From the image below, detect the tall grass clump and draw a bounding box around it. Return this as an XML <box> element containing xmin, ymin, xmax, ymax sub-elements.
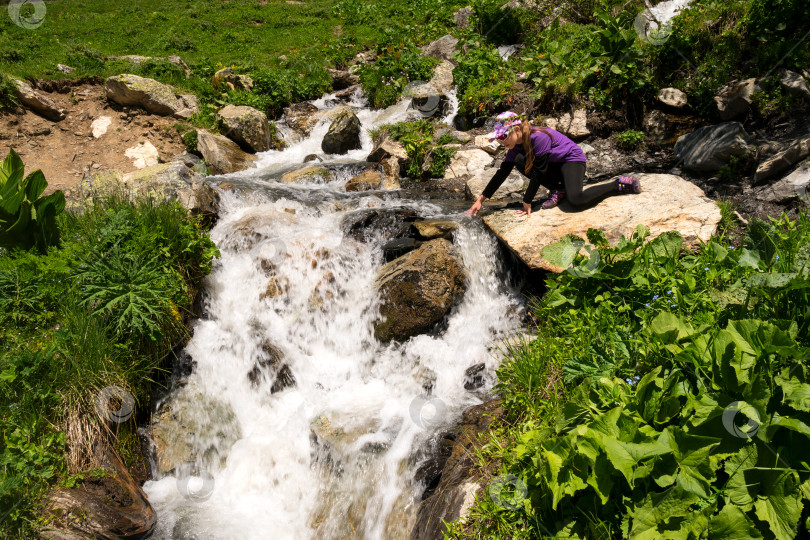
<box><xmin>1</xmin><ymin>191</ymin><xmax>218</xmax><ymax>537</ymax></box>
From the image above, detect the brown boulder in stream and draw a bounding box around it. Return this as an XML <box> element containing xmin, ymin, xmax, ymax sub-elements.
<box><xmin>374</xmin><ymin>239</ymin><xmax>466</xmax><ymax>342</ymax></box>
<box><xmin>40</xmin><ymin>443</ymin><xmax>156</xmax><ymax>539</ymax></box>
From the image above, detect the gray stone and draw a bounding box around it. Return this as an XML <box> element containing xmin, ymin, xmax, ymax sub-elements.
<box><xmin>644</xmin><ymin>110</ymin><xmax>678</xmax><ymax>145</ymax></box>
<box><xmin>454</xmin><ymin>6</ymin><xmax>474</xmax><ymax>29</ymax></box>
<box><xmin>429</xmin><ymin>60</ymin><xmax>455</xmax><ymax>93</ymax></box>
<box><xmin>217</xmin><ymin>104</ymin><xmax>273</xmax><ymax>153</ymax></box>
<box><xmin>541</xmin><ymin>109</ymin><xmax>591</xmax><ymax>139</ymax></box>
<box><xmin>104</xmin><ymin>74</ymin><xmax>197</xmax><ymax>118</ymax></box>
<box><xmin>321</xmin><ymin>106</ymin><xmax>362</xmax><ymax>154</ymax></box>
<box><xmin>482</xmin><ymin>174</ymin><xmax>721</xmax><ymax>272</ymax></box>
<box><xmin>196</xmin><ymin>129</ymin><xmax>258</xmax><ymax>175</ymax></box>
<box><xmin>374</xmin><ymin>239</ymin><xmax>467</xmax><ymax>342</ymax></box>
<box><xmin>283</xmin><ymin>102</ymin><xmax>324</xmax><ymax>136</ymax></box>
<box><xmin>13</xmin><ymin>78</ymin><xmax>66</xmax><ymax>121</ymax></box>
<box><xmin>57</xmin><ymin>64</ymin><xmax>74</xmax><ymax>74</ymax></box>
<box><xmin>753</xmin><ymin>136</ymin><xmax>810</xmax><ymax>184</ymax></box>
<box><xmin>421</xmin><ymin>35</ymin><xmax>459</xmax><ymax>62</ymax></box>
<box><xmin>327</xmin><ymin>68</ymin><xmax>360</xmax><ymax>90</ymax></box>
<box><xmin>674</xmin><ymin>122</ymin><xmax>751</xmax><ymax>172</ymax></box>
<box><xmin>779</xmin><ymin>69</ymin><xmax>810</xmax><ymax>101</ymax></box>
<box><xmin>444</xmin><ymin>149</ymin><xmax>495</xmax><ymax>179</ymax></box>
<box><xmin>657</xmin><ymin>87</ymin><xmax>688</xmax><ymax>109</ymax></box>
<box><xmin>475</xmin><ymin>134</ymin><xmax>500</xmax><ymax>155</ymax></box>
<box><xmin>714</xmin><ymin>78</ymin><xmax>760</xmax><ymax>120</ymax></box>
<box><xmin>367</xmin><ymin>133</ymin><xmax>408</xmax><ymax>164</ymax></box>
<box><xmin>755</xmin><ymin>161</ymin><xmax>810</xmax><ymax>204</ymax></box>
<box><xmin>452</xmin><ymin>131</ymin><xmax>472</xmax><ymax>143</ymax></box>
<box><xmin>466</xmin><ymin>166</ymin><xmax>526</xmax><ymax>200</ymax></box>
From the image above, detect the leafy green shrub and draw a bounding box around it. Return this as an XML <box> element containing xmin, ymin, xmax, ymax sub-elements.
<box><xmin>453</xmin><ymin>213</ymin><xmax>810</xmax><ymax>538</ymax></box>
<box><xmin>0</xmin><ymin>149</ymin><xmax>65</xmax><ymax>253</ymax></box>
<box><xmin>357</xmin><ymin>43</ymin><xmax>439</xmax><ymax>109</ymax></box>
<box><xmin>428</xmin><ymin>145</ymin><xmax>457</xmax><ymax>177</ymax></box>
<box><xmin>616</xmin><ymin>129</ymin><xmax>645</xmax><ymax>150</ymax></box>
<box><xmin>471</xmin><ymin>0</ymin><xmax>525</xmax><ymax>45</ymax></box>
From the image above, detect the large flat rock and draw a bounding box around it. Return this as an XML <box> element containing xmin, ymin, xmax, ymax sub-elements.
<box><xmin>482</xmin><ymin>174</ymin><xmax>721</xmax><ymax>272</ymax></box>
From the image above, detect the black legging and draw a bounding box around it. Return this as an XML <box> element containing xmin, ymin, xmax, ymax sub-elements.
<box><xmin>514</xmin><ymin>154</ymin><xmax>619</xmax><ymax>208</ymax></box>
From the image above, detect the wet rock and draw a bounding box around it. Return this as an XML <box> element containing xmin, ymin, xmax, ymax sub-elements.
<box><xmin>409</xmin><ymin>85</ymin><xmax>450</xmax><ymax>119</ymax></box>
<box><xmin>150</xmin><ymin>387</ymin><xmax>241</xmax><ymax>475</ymax></box>
<box><xmin>383</xmin><ymin>237</ymin><xmax>421</xmax><ymax>262</ymax></box>
<box><xmin>196</xmin><ymin>129</ymin><xmax>258</xmax><ymax>175</ymax></box>
<box><xmin>367</xmin><ymin>133</ymin><xmax>408</xmax><ymax>164</ymax></box>
<box><xmin>345</xmin><ymin>169</ymin><xmax>382</xmax><ymax>192</ymax></box>
<box><xmin>465</xmin><ymin>166</ymin><xmax>526</xmax><ymax>200</ymax></box>
<box><xmin>260</xmin><ymin>276</ymin><xmax>290</xmax><ymax>299</ymax></box>
<box><xmin>411</xmin><ymin>220</ymin><xmax>459</xmax><ymax>240</ymax></box>
<box><xmin>326</xmin><ymin>68</ymin><xmax>360</xmax><ymax>90</ymax></box>
<box><xmin>342</xmin><ymin>208</ymin><xmax>418</xmax><ymax>243</ymax></box>
<box><xmin>13</xmin><ymin>78</ymin><xmax>66</xmax><ymax>121</ymax></box>
<box><xmin>714</xmin><ymin>78</ymin><xmax>760</xmax><ymax>121</ymax></box>
<box><xmin>482</xmin><ymin>173</ymin><xmax>721</xmax><ymax>272</ymax></box>
<box><xmin>444</xmin><ymin>149</ymin><xmax>494</xmax><ymax>179</ymax></box>
<box><xmin>779</xmin><ymin>70</ymin><xmax>810</xmax><ymax>100</ymax></box>
<box><xmin>381</xmin><ymin>156</ymin><xmax>402</xmax><ymax>190</ymax></box>
<box><xmin>374</xmin><ymin>239</ymin><xmax>467</xmax><ymax>342</ymax></box>
<box><xmin>321</xmin><ymin>106</ymin><xmax>362</xmax><ymax>154</ymax></box>
<box><xmin>212</xmin><ymin>67</ymin><xmax>254</xmax><ymax>91</ymax></box>
<box><xmin>421</xmin><ymin>35</ymin><xmax>458</xmax><ymax>61</ymax></box>
<box><xmin>248</xmin><ymin>343</ymin><xmax>296</xmax><ymax>393</ymax></box>
<box><xmin>283</xmin><ymin>102</ymin><xmax>323</xmax><ymax>137</ymax></box>
<box><xmin>303</xmin><ymin>153</ymin><xmax>322</xmax><ymax>163</ymax></box>
<box><xmin>656</xmin><ymin>87</ymin><xmax>688</xmax><ymax>109</ymax></box>
<box><xmin>334</xmin><ymin>85</ymin><xmax>360</xmax><ymax>100</ymax></box>
<box><xmin>310</xmin><ymin>414</ymin><xmax>391</xmax><ymax>458</ymax></box>
<box><xmin>753</xmin><ymin>136</ymin><xmax>810</xmax><ymax>184</ymax></box>
<box><xmin>40</xmin><ymin>443</ymin><xmax>156</xmax><ymax>540</ymax></box>
<box><xmin>541</xmin><ymin>109</ymin><xmax>591</xmax><ymax>139</ymax></box>
<box><xmin>754</xmin><ymin>161</ymin><xmax>810</xmax><ymax>204</ymax></box>
<box><xmin>280</xmin><ymin>165</ymin><xmax>333</xmax><ymax>184</ymax></box>
<box><xmin>104</xmin><ymin>74</ymin><xmax>198</xmax><ymax>118</ymax></box>
<box><xmin>216</xmin><ymin>104</ymin><xmax>274</xmax><ymax>153</ymax></box>
<box><xmin>454</xmin><ymin>6</ymin><xmax>474</xmax><ymax>29</ymax></box>
<box><xmin>411</xmin><ymin>400</ymin><xmax>503</xmax><ymax>540</ymax></box>
<box><xmin>674</xmin><ymin>122</ymin><xmax>751</xmax><ymax>172</ymax></box>
<box><xmin>463</xmin><ymin>363</ymin><xmax>486</xmax><ymax>390</ymax></box>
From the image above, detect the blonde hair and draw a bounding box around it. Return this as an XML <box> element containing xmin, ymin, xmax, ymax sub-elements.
<box><xmin>519</xmin><ymin>119</ymin><xmax>554</xmax><ymax>174</ymax></box>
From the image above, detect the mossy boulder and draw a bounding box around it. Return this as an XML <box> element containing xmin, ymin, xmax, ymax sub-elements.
<box><xmin>217</xmin><ymin>104</ymin><xmax>274</xmax><ymax>153</ymax></box>
<box><xmin>321</xmin><ymin>105</ymin><xmax>362</xmax><ymax>155</ymax></box>
<box><xmin>104</xmin><ymin>74</ymin><xmax>198</xmax><ymax>118</ymax></box>
<box><xmin>374</xmin><ymin>238</ymin><xmax>467</xmax><ymax>342</ymax></box>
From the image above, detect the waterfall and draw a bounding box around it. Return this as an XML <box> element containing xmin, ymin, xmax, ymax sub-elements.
<box><xmin>143</xmin><ymin>90</ymin><xmax>523</xmax><ymax>539</ymax></box>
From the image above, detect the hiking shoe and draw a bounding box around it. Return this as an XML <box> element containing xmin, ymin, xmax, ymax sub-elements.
<box><xmin>617</xmin><ymin>176</ymin><xmax>641</xmax><ymax>194</ymax></box>
<box><xmin>541</xmin><ymin>190</ymin><xmax>565</xmax><ymax>209</ymax></box>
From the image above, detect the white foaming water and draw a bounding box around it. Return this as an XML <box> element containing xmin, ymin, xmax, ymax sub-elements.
<box><xmin>144</xmin><ymin>94</ymin><xmax>521</xmax><ymax>539</ymax></box>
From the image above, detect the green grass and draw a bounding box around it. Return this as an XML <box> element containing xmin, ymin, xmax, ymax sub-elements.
<box><xmin>0</xmin><ymin>191</ymin><xmax>218</xmax><ymax>537</ymax></box>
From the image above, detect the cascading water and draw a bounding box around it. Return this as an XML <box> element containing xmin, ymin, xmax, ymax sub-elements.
<box><xmin>143</xmin><ymin>90</ymin><xmax>525</xmax><ymax>539</ymax></box>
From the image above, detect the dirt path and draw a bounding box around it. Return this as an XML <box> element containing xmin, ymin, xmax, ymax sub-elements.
<box><xmin>0</xmin><ymin>82</ymin><xmax>187</xmax><ymax>194</ymax></box>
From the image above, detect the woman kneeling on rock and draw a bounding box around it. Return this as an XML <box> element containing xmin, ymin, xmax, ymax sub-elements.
<box><xmin>467</xmin><ymin>111</ymin><xmax>641</xmax><ymax>217</ymax></box>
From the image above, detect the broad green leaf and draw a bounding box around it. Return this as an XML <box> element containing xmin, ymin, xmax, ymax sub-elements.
<box><xmin>645</xmin><ymin>231</ymin><xmax>683</xmax><ymax>262</ymax></box>
<box><xmin>738</xmin><ymin>248</ymin><xmax>762</xmax><ymax>270</ymax></box>
<box><xmin>776</xmin><ymin>370</ymin><xmax>810</xmax><ymax>412</ymax></box>
<box><xmin>650</xmin><ymin>312</ymin><xmax>695</xmax><ymax>344</ymax></box>
<box><xmin>724</xmin><ymin>444</ymin><xmax>758</xmax><ymax>509</ymax></box>
<box><xmin>752</xmin><ymin>470</ymin><xmax>803</xmax><ymax>540</ymax></box>
<box><xmin>629</xmin><ymin>488</ymin><xmax>699</xmax><ymax>539</ymax></box>
<box><xmin>708</xmin><ymin>504</ymin><xmax>763</xmax><ymax>539</ymax></box>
